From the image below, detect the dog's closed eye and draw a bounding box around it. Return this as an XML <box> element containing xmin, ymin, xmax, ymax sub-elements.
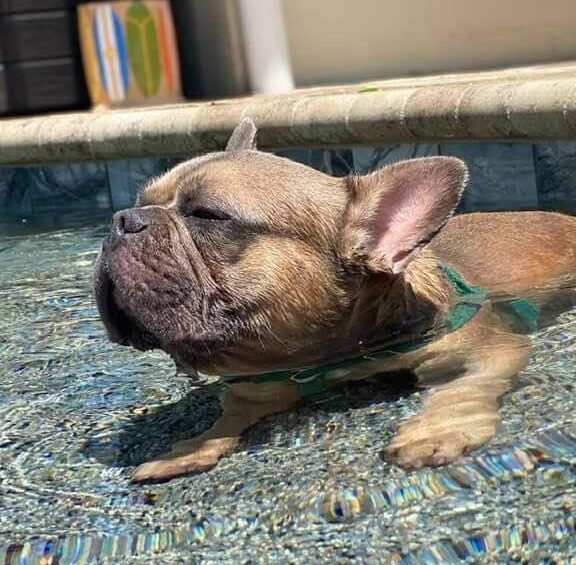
<box><xmin>185</xmin><ymin>207</ymin><xmax>232</xmax><ymax>221</ymax></box>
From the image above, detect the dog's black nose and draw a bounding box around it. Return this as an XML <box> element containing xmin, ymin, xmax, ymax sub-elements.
<box><xmin>112</xmin><ymin>209</ymin><xmax>148</xmax><ymax>238</ymax></box>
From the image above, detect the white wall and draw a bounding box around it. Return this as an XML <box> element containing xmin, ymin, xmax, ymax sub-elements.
<box><xmin>281</xmin><ymin>0</ymin><xmax>576</xmax><ymax>86</ymax></box>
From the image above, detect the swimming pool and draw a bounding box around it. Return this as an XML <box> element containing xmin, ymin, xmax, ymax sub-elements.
<box><xmin>0</xmin><ymin>215</ymin><xmax>575</xmax><ymax>563</ymax></box>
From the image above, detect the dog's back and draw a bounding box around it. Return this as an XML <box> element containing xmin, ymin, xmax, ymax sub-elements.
<box><xmin>431</xmin><ymin>211</ymin><xmax>576</xmax><ymax>296</ymax></box>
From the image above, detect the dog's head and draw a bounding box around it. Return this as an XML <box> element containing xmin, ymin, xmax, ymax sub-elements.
<box><xmin>94</xmin><ymin>119</ymin><xmax>467</xmax><ymax>375</ymax></box>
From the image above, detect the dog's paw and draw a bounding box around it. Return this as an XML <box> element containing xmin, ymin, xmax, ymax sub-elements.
<box><xmin>131</xmin><ymin>452</ymin><xmax>218</xmax><ymax>483</ymax></box>
<box><xmin>130</xmin><ymin>437</ymin><xmax>238</xmax><ymax>483</ymax></box>
<box><xmin>383</xmin><ymin>431</ymin><xmax>472</xmax><ymax>469</ymax></box>
<box><xmin>382</xmin><ymin>413</ymin><xmax>498</xmax><ymax>469</ymax></box>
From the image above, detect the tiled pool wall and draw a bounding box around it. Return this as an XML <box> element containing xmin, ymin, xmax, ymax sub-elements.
<box><xmin>1</xmin><ymin>141</ymin><xmax>575</xmax><ymax>220</ymax></box>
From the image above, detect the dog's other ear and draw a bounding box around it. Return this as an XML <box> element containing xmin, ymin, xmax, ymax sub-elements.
<box><xmin>341</xmin><ymin>157</ymin><xmax>467</xmax><ymax>274</ymax></box>
<box><xmin>226</xmin><ymin>118</ymin><xmax>258</xmax><ymax>151</ymax></box>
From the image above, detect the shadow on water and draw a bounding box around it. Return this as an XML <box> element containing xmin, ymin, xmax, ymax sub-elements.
<box><xmin>83</xmin><ymin>371</ymin><xmax>418</xmax><ymax>471</ymax></box>
<box><xmin>83</xmin><ymin>384</ymin><xmax>223</xmax><ymax>468</ymax></box>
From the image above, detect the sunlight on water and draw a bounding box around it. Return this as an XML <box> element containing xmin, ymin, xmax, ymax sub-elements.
<box><xmin>0</xmin><ymin>223</ymin><xmax>575</xmax><ymax>563</ymax></box>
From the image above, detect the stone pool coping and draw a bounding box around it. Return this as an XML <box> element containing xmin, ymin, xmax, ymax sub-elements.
<box><xmin>2</xmin><ymin>62</ymin><xmax>576</xmax><ymax>165</ymax></box>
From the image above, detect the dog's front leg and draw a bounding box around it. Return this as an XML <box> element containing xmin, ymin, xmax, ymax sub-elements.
<box><xmin>131</xmin><ymin>382</ymin><xmax>299</xmax><ymax>482</ymax></box>
<box><xmin>384</xmin><ymin>332</ymin><xmax>531</xmax><ymax>469</ymax></box>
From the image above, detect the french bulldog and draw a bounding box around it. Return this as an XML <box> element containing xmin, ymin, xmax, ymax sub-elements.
<box><xmin>95</xmin><ymin>118</ymin><xmax>576</xmax><ymax>482</ymax></box>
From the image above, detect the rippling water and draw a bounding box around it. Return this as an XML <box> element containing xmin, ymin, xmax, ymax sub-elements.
<box><xmin>0</xmin><ymin>221</ymin><xmax>575</xmax><ymax>564</ymax></box>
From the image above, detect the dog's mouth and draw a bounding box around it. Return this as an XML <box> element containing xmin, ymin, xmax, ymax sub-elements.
<box><xmin>94</xmin><ymin>270</ymin><xmax>228</xmax><ymax>371</ymax></box>
<box><xmin>93</xmin><ymin>241</ymin><xmax>233</xmax><ymax>366</ymax></box>
<box><xmin>94</xmin><ymin>247</ymin><xmax>159</xmax><ymax>351</ymax></box>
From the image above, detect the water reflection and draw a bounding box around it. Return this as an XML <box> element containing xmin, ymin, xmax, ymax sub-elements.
<box><xmin>0</xmin><ymin>223</ymin><xmax>575</xmax><ymax>563</ymax></box>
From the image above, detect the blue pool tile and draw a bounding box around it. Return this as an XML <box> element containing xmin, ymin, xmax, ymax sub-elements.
<box><xmin>534</xmin><ymin>141</ymin><xmax>576</xmax><ymax>212</ymax></box>
<box><xmin>352</xmin><ymin>143</ymin><xmax>439</xmax><ymax>173</ymax></box>
<box><xmin>440</xmin><ymin>142</ymin><xmax>538</xmax><ymax>212</ymax></box>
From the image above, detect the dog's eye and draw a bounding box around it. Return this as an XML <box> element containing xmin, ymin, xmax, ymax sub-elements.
<box><xmin>187</xmin><ymin>208</ymin><xmax>231</xmax><ymax>221</ymax></box>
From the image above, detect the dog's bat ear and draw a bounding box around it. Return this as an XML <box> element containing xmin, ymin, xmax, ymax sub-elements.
<box><xmin>341</xmin><ymin>157</ymin><xmax>468</xmax><ymax>274</ymax></box>
<box><xmin>226</xmin><ymin>118</ymin><xmax>258</xmax><ymax>151</ymax></box>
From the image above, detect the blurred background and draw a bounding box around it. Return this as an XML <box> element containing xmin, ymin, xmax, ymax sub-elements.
<box><xmin>2</xmin><ymin>0</ymin><xmax>576</xmax><ymax>116</ymax></box>
<box><xmin>3</xmin><ymin>0</ymin><xmax>576</xmax><ymax>224</ymax></box>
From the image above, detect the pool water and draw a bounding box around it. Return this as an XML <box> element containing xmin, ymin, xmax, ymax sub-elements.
<box><xmin>0</xmin><ymin>221</ymin><xmax>575</xmax><ymax>564</ymax></box>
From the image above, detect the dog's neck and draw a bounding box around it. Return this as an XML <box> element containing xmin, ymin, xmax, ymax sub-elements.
<box><xmin>338</xmin><ymin>250</ymin><xmax>452</xmax><ymax>357</ymax></box>
<box><xmin>241</xmin><ymin>252</ymin><xmax>453</xmax><ymax>371</ymax></box>
<box><xmin>178</xmin><ymin>252</ymin><xmax>453</xmax><ymax>377</ymax></box>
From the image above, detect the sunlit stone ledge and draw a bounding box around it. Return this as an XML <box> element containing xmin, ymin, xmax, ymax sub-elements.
<box><xmin>2</xmin><ymin>63</ymin><xmax>576</xmax><ymax>165</ymax></box>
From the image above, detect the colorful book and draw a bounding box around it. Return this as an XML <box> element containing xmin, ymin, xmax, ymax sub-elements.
<box><xmin>78</xmin><ymin>1</ymin><xmax>181</xmax><ymax>107</ymax></box>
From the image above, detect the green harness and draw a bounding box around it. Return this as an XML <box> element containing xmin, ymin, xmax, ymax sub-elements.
<box><xmin>225</xmin><ymin>264</ymin><xmax>539</xmax><ymax>398</ymax></box>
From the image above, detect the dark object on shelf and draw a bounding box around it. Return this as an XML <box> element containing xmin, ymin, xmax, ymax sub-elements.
<box><xmin>0</xmin><ymin>1</ymin><xmax>74</xmax><ymax>12</ymax></box>
<box><xmin>170</xmin><ymin>0</ymin><xmax>249</xmax><ymax>99</ymax></box>
<box><xmin>0</xmin><ymin>0</ymin><xmax>89</xmax><ymax>116</ymax></box>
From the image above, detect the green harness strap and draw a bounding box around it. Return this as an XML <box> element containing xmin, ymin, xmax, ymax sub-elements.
<box><xmin>225</xmin><ymin>263</ymin><xmax>539</xmax><ymax>398</ymax></box>
<box><xmin>440</xmin><ymin>264</ymin><xmax>539</xmax><ymax>334</ymax></box>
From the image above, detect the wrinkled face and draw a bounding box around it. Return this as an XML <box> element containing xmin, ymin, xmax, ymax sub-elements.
<box><xmin>95</xmin><ymin>118</ymin><xmax>466</xmax><ymax>376</ymax></box>
<box><xmin>95</xmin><ymin>151</ymin><xmax>350</xmax><ymax>375</ymax></box>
